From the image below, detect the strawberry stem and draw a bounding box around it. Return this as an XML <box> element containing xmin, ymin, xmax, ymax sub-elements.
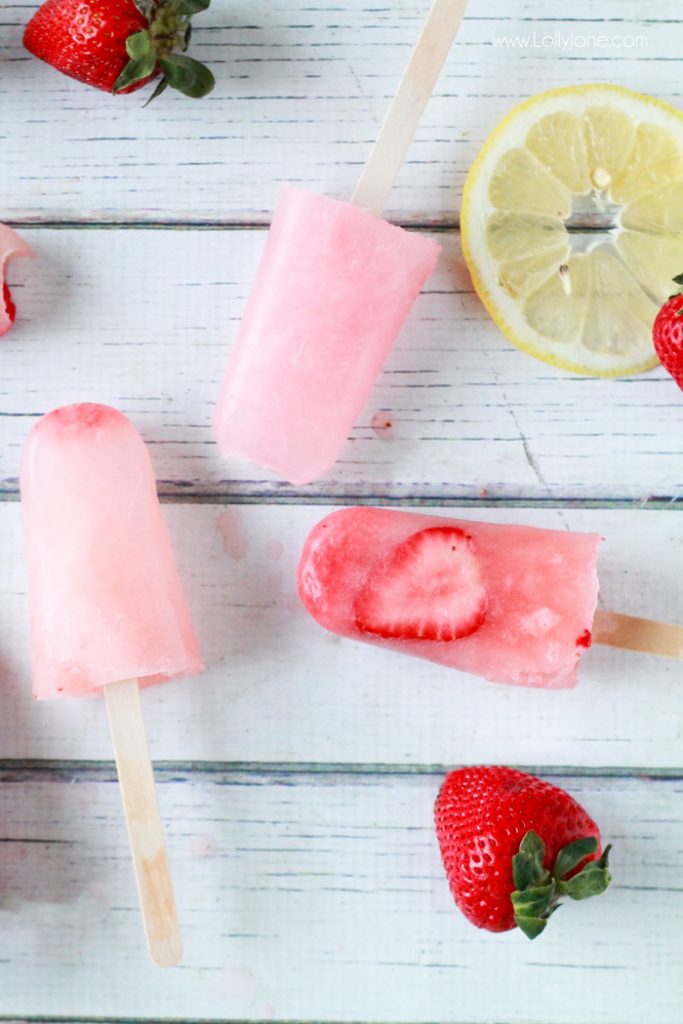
<box><xmin>669</xmin><ymin>272</ymin><xmax>683</xmax><ymax>314</ymax></box>
<box><xmin>114</xmin><ymin>0</ymin><xmax>214</xmax><ymax>99</ymax></box>
<box><xmin>511</xmin><ymin>830</ymin><xmax>611</xmax><ymax>939</ymax></box>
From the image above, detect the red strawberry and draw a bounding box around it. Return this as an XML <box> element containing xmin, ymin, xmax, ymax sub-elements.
<box><xmin>3</xmin><ymin>283</ymin><xmax>16</xmax><ymax>326</ymax></box>
<box><xmin>435</xmin><ymin>766</ymin><xmax>611</xmax><ymax>939</ymax></box>
<box><xmin>653</xmin><ymin>274</ymin><xmax>683</xmax><ymax>390</ymax></box>
<box><xmin>24</xmin><ymin>0</ymin><xmax>215</xmax><ymax>99</ymax></box>
<box><xmin>355</xmin><ymin>527</ymin><xmax>487</xmax><ymax>642</ymax></box>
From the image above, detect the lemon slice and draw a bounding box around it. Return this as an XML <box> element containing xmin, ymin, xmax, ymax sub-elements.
<box><xmin>461</xmin><ymin>84</ymin><xmax>683</xmax><ymax>375</ymax></box>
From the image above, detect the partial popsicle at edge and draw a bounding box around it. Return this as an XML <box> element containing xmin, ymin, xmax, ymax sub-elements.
<box><xmin>298</xmin><ymin>506</ymin><xmax>683</xmax><ymax>688</ymax></box>
<box><xmin>214</xmin><ymin>0</ymin><xmax>469</xmax><ymax>485</ymax></box>
<box><xmin>0</xmin><ymin>223</ymin><xmax>33</xmax><ymax>337</ymax></box>
<box><xmin>20</xmin><ymin>403</ymin><xmax>204</xmax><ymax>967</ymax></box>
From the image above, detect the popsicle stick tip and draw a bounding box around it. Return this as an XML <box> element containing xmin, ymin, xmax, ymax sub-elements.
<box><xmin>149</xmin><ymin>931</ymin><xmax>183</xmax><ymax>969</ymax></box>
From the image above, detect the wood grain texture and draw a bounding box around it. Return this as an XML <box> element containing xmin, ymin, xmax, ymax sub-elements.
<box><xmin>1</xmin><ymin>1</ymin><xmax>681</xmax><ymax>223</ymax></box>
<box><xmin>3</xmin><ymin>227</ymin><xmax>682</xmax><ymax>502</ymax></box>
<box><xmin>104</xmin><ymin>680</ymin><xmax>182</xmax><ymax>968</ymax></box>
<box><xmin>3</xmin><ymin>502</ymin><xmax>683</xmax><ymax>768</ymax></box>
<box><xmin>0</xmin><ymin>768</ymin><xmax>681</xmax><ymax>1023</ymax></box>
<box><xmin>593</xmin><ymin>610</ymin><xmax>683</xmax><ymax>658</ymax></box>
<box><xmin>351</xmin><ymin>0</ymin><xmax>470</xmax><ymax>215</ymax></box>
<box><xmin>2</xmin><ymin>1</ymin><xmax>683</xmax><ymax>1020</ymax></box>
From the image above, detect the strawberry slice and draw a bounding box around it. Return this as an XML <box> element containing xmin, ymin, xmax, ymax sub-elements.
<box><xmin>355</xmin><ymin>527</ymin><xmax>487</xmax><ymax>642</ymax></box>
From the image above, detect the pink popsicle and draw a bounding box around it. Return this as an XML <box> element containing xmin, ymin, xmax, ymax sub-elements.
<box><xmin>21</xmin><ymin>402</ymin><xmax>202</xmax><ymax>966</ymax></box>
<box><xmin>214</xmin><ymin>0</ymin><xmax>469</xmax><ymax>485</ymax></box>
<box><xmin>21</xmin><ymin>403</ymin><xmax>203</xmax><ymax>700</ymax></box>
<box><xmin>298</xmin><ymin>507</ymin><xmax>601</xmax><ymax>689</ymax></box>
<box><xmin>215</xmin><ymin>186</ymin><xmax>439</xmax><ymax>484</ymax></box>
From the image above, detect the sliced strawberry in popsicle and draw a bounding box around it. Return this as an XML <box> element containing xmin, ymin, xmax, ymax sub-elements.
<box><xmin>297</xmin><ymin>507</ymin><xmax>603</xmax><ymax>689</ymax></box>
<box><xmin>355</xmin><ymin>527</ymin><xmax>487</xmax><ymax>642</ymax></box>
<box><xmin>0</xmin><ymin>224</ymin><xmax>33</xmax><ymax>337</ymax></box>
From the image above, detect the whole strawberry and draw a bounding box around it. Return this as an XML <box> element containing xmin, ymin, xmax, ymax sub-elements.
<box><xmin>434</xmin><ymin>766</ymin><xmax>611</xmax><ymax>939</ymax></box>
<box><xmin>24</xmin><ymin>0</ymin><xmax>215</xmax><ymax>99</ymax></box>
<box><xmin>653</xmin><ymin>273</ymin><xmax>683</xmax><ymax>390</ymax></box>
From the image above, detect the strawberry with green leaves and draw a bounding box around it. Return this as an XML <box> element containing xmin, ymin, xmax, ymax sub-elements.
<box><xmin>435</xmin><ymin>766</ymin><xmax>612</xmax><ymax>939</ymax></box>
<box><xmin>653</xmin><ymin>273</ymin><xmax>683</xmax><ymax>391</ymax></box>
<box><xmin>24</xmin><ymin>0</ymin><xmax>215</xmax><ymax>100</ymax></box>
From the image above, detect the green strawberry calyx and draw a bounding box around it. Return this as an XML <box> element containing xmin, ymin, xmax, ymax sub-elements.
<box><xmin>669</xmin><ymin>272</ymin><xmax>683</xmax><ymax>315</ymax></box>
<box><xmin>511</xmin><ymin>830</ymin><xmax>612</xmax><ymax>940</ymax></box>
<box><xmin>114</xmin><ymin>0</ymin><xmax>215</xmax><ymax>100</ymax></box>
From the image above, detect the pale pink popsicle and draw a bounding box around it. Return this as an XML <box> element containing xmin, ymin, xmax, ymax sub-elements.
<box><xmin>298</xmin><ymin>507</ymin><xmax>601</xmax><ymax>689</ymax></box>
<box><xmin>21</xmin><ymin>403</ymin><xmax>203</xmax><ymax>700</ymax></box>
<box><xmin>214</xmin><ymin>186</ymin><xmax>440</xmax><ymax>484</ymax></box>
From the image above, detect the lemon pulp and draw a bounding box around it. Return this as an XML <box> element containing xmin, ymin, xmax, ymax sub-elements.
<box><xmin>461</xmin><ymin>84</ymin><xmax>683</xmax><ymax>375</ymax></box>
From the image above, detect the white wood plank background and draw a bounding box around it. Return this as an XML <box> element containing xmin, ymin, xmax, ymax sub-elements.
<box><xmin>3</xmin><ymin>228</ymin><xmax>683</xmax><ymax>501</ymax></box>
<box><xmin>1</xmin><ymin>0</ymin><xmax>683</xmax><ymax>1021</ymax></box>
<box><xmin>2</xmin><ymin>503</ymin><xmax>683</xmax><ymax>768</ymax></box>
<box><xmin>0</xmin><ymin>769</ymin><xmax>681</xmax><ymax>1024</ymax></box>
<box><xmin>2</xmin><ymin>1</ymin><xmax>681</xmax><ymax>223</ymax></box>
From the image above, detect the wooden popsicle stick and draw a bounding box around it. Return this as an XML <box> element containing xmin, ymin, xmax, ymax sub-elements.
<box><xmin>351</xmin><ymin>0</ymin><xmax>469</xmax><ymax>216</ymax></box>
<box><xmin>104</xmin><ymin>678</ymin><xmax>182</xmax><ymax>968</ymax></box>
<box><xmin>593</xmin><ymin>610</ymin><xmax>683</xmax><ymax>660</ymax></box>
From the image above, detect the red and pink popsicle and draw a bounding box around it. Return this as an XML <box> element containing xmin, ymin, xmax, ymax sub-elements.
<box><xmin>298</xmin><ymin>506</ymin><xmax>683</xmax><ymax>688</ymax></box>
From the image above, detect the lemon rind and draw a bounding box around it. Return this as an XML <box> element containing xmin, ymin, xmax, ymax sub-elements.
<box><xmin>461</xmin><ymin>83</ymin><xmax>683</xmax><ymax>377</ymax></box>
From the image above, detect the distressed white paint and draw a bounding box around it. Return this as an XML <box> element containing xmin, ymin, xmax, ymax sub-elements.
<box><xmin>2</xmin><ymin>502</ymin><xmax>683</xmax><ymax>768</ymax></box>
<box><xmin>2</xmin><ymin>228</ymin><xmax>682</xmax><ymax>502</ymax></box>
<box><xmin>1</xmin><ymin>2</ymin><xmax>681</xmax><ymax>222</ymax></box>
<box><xmin>1</xmin><ymin>0</ymin><xmax>683</xmax><ymax>1020</ymax></box>
<box><xmin>0</xmin><ymin>769</ymin><xmax>680</xmax><ymax>1023</ymax></box>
